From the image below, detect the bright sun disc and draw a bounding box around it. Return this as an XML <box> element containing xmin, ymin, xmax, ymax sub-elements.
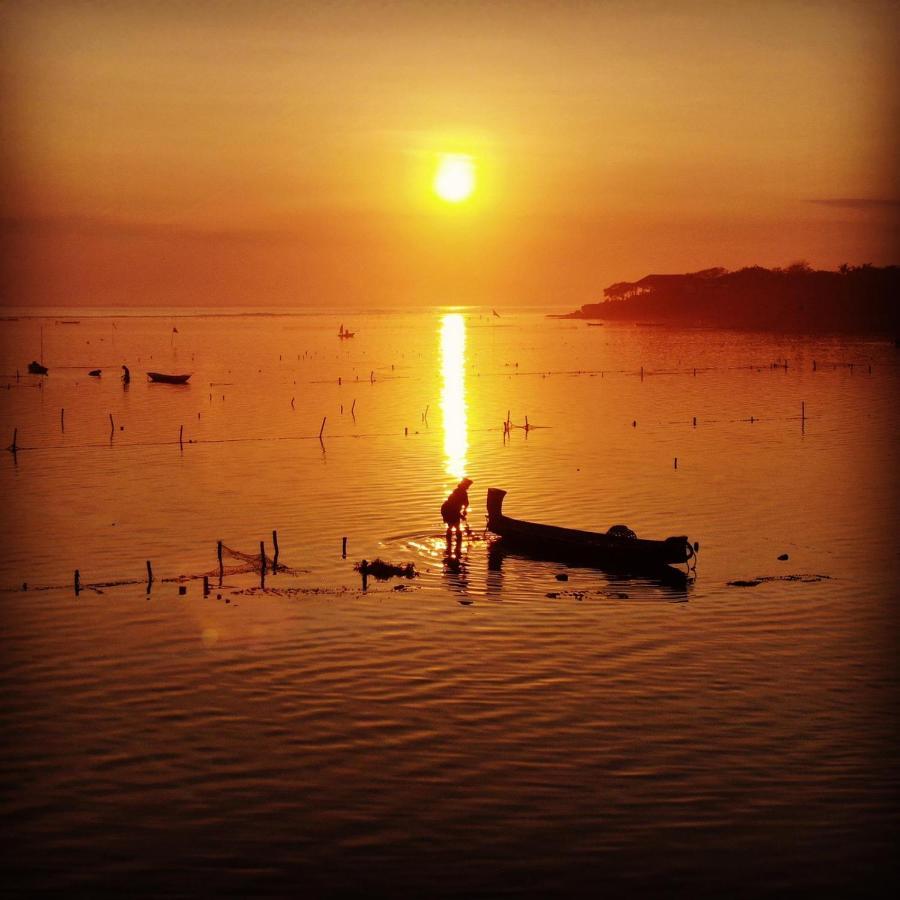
<box><xmin>434</xmin><ymin>154</ymin><xmax>475</xmax><ymax>203</ymax></box>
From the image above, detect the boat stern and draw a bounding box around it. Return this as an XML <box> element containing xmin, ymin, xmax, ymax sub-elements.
<box><xmin>662</xmin><ymin>535</ymin><xmax>692</xmax><ymax>564</ymax></box>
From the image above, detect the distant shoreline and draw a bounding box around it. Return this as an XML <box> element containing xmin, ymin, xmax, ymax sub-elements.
<box><xmin>557</xmin><ymin>264</ymin><xmax>900</xmax><ymax>334</ymax></box>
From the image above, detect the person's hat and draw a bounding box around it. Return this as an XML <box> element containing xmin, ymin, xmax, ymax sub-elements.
<box><xmin>460</xmin><ymin>478</ymin><xmax>473</xmax><ymax>487</ymax></box>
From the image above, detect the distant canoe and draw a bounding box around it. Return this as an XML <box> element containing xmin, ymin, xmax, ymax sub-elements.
<box><xmin>88</xmin><ymin>369</ymin><xmax>101</xmax><ymax>377</ymax></box>
<box><xmin>147</xmin><ymin>372</ymin><xmax>191</xmax><ymax>384</ymax></box>
<box><xmin>486</xmin><ymin>488</ymin><xmax>694</xmax><ymax>570</ymax></box>
<box><xmin>28</xmin><ymin>361</ymin><xmax>48</xmax><ymax>375</ymax></box>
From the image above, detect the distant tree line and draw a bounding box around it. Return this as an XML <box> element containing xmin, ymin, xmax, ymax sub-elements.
<box><xmin>564</xmin><ymin>263</ymin><xmax>899</xmax><ymax>333</ymax></box>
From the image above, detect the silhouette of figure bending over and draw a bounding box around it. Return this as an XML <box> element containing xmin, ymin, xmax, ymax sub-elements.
<box><xmin>441</xmin><ymin>478</ymin><xmax>473</xmax><ymax>543</ymax></box>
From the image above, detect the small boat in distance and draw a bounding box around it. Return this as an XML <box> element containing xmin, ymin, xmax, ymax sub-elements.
<box><xmin>147</xmin><ymin>372</ymin><xmax>191</xmax><ymax>384</ymax></box>
<box><xmin>28</xmin><ymin>361</ymin><xmax>48</xmax><ymax>375</ymax></box>
<box><xmin>486</xmin><ymin>488</ymin><xmax>695</xmax><ymax>570</ymax></box>
<box><xmin>338</xmin><ymin>323</ymin><xmax>355</xmax><ymax>338</ymax></box>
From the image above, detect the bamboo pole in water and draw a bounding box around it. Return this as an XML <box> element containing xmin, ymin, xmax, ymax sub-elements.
<box><xmin>259</xmin><ymin>541</ymin><xmax>266</xmax><ymax>588</ymax></box>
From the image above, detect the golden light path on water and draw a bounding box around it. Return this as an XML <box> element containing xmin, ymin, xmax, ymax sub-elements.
<box><xmin>439</xmin><ymin>313</ymin><xmax>468</xmax><ymax>481</ymax></box>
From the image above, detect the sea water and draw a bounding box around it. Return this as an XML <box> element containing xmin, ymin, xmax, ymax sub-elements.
<box><xmin>1</xmin><ymin>309</ymin><xmax>897</xmax><ymax>895</ymax></box>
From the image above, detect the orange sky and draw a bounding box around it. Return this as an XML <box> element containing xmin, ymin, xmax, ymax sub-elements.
<box><xmin>2</xmin><ymin>0</ymin><xmax>898</xmax><ymax>307</ymax></box>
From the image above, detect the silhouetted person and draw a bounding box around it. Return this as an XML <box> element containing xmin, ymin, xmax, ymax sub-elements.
<box><xmin>121</xmin><ymin>365</ymin><xmax>130</xmax><ymax>384</ymax></box>
<box><xmin>441</xmin><ymin>478</ymin><xmax>473</xmax><ymax>543</ymax></box>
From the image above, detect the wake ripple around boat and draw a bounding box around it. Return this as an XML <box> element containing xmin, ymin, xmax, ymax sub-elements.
<box><xmin>380</xmin><ymin>530</ymin><xmax>690</xmax><ymax>604</ymax></box>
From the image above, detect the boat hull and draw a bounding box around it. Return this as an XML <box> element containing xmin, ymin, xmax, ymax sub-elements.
<box><xmin>486</xmin><ymin>488</ymin><xmax>691</xmax><ymax>568</ymax></box>
<box><xmin>147</xmin><ymin>372</ymin><xmax>191</xmax><ymax>384</ymax></box>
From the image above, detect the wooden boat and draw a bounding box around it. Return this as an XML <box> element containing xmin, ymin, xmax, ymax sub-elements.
<box><xmin>27</xmin><ymin>361</ymin><xmax>48</xmax><ymax>375</ymax></box>
<box><xmin>486</xmin><ymin>488</ymin><xmax>694</xmax><ymax>569</ymax></box>
<box><xmin>88</xmin><ymin>369</ymin><xmax>101</xmax><ymax>377</ymax></box>
<box><xmin>147</xmin><ymin>372</ymin><xmax>191</xmax><ymax>384</ymax></box>
<box><xmin>338</xmin><ymin>324</ymin><xmax>355</xmax><ymax>338</ymax></box>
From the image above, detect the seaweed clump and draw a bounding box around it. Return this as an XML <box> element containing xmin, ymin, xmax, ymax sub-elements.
<box><xmin>355</xmin><ymin>558</ymin><xmax>418</xmax><ymax>580</ymax></box>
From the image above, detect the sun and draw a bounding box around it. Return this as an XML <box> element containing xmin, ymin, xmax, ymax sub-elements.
<box><xmin>434</xmin><ymin>154</ymin><xmax>475</xmax><ymax>203</ymax></box>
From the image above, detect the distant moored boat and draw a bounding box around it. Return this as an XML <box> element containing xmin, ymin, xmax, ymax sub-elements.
<box><xmin>147</xmin><ymin>372</ymin><xmax>191</xmax><ymax>384</ymax></box>
<box><xmin>27</xmin><ymin>361</ymin><xmax>48</xmax><ymax>375</ymax></box>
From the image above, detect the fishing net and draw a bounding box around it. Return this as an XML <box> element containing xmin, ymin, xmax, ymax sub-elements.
<box><xmin>202</xmin><ymin>543</ymin><xmax>308</xmax><ymax>577</ymax></box>
<box><xmin>2</xmin><ymin>543</ymin><xmax>308</xmax><ymax>595</ymax></box>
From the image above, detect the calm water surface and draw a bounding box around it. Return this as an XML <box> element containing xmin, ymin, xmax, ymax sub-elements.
<box><xmin>1</xmin><ymin>309</ymin><xmax>898</xmax><ymax>896</ymax></box>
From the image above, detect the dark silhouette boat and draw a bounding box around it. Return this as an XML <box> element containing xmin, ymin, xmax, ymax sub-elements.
<box><xmin>147</xmin><ymin>372</ymin><xmax>191</xmax><ymax>384</ymax></box>
<box><xmin>338</xmin><ymin>323</ymin><xmax>355</xmax><ymax>338</ymax></box>
<box><xmin>27</xmin><ymin>361</ymin><xmax>48</xmax><ymax>375</ymax></box>
<box><xmin>486</xmin><ymin>488</ymin><xmax>695</xmax><ymax>570</ymax></box>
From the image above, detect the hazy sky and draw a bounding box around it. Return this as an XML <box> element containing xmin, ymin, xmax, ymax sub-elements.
<box><xmin>2</xmin><ymin>0</ymin><xmax>898</xmax><ymax>307</ymax></box>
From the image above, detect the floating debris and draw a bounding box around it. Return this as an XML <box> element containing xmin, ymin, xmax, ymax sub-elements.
<box><xmin>728</xmin><ymin>574</ymin><xmax>830</xmax><ymax>588</ymax></box>
<box><xmin>545</xmin><ymin>589</ymin><xmax>629</xmax><ymax>601</ymax></box>
<box><xmin>232</xmin><ymin>586</ymin><xmax>360</xmax><ymax>597</ymax></box>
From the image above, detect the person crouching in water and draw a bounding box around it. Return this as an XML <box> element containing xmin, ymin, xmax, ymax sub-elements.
<box><xmin>441</xmin><ymin>478</ymin><xmax>473</xmax><ymax>546</ymax></box>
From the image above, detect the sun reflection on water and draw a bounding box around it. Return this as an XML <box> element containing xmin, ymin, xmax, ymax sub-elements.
<box><xmin>440</xmin><ymin>313</ymin><xmax>468</xmax><ymax>481</ymax></box>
